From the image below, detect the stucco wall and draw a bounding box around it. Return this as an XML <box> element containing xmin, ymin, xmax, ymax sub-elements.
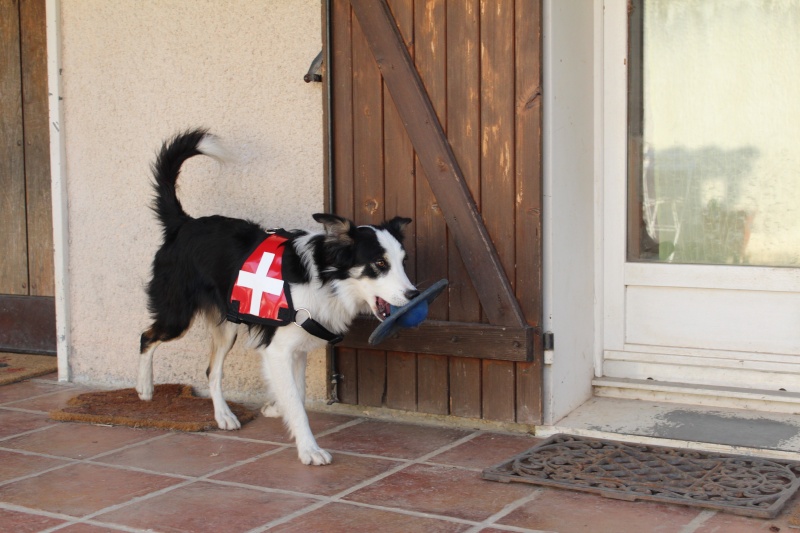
<box><xmin>59</xmin><ymin>0</ymin><xmax>328</xmax><ymax>403</ymax></box>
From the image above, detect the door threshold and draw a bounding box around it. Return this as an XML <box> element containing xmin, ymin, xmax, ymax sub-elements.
<box><xmin>537</xmin><ymin>395</ymin><xmax>800</xmax><ymax>460</ymax></box>
<box><xmin>594</xmin><ymin>376</ymin><xmax>800</xmax><ymax>414</ymax></box>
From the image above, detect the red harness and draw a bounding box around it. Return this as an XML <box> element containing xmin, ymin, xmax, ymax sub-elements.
<box><xmin>226</xmin><ymin>231</ymin><xmax>344</xmax><ymax>344</ymax></box>
<box><xmin>228</xmin><ymin>233</ymin><xmax>293</xmax><ymax>326</ymax></box>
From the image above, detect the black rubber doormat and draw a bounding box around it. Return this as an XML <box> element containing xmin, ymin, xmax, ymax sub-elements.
<box><xmin>482</xmin><ymin>434</ymin><xmax>800</xmax><ymax>519</ymax></box>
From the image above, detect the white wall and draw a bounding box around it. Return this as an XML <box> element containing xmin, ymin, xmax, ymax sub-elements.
<box><xmin>541</xmin><ymin>0</ymin><xmax>598</xmax><ymax>424</ymax></box>
<box><xmin>56</xmin><ymin>0</ymin><xmax>327</xmax><ymax>402</ymax></box>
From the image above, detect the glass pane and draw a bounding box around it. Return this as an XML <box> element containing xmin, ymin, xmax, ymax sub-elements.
<box><xmin>628</xmin><ymin>0</ymin><xmax>800</xmax><ymax>267</ymax></box>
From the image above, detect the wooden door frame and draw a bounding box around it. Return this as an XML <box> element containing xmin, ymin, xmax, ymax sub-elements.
<box><xmin>46</xmin><ymin>0</ymin><xmax>69</xmax><ymax>377</ymax></box>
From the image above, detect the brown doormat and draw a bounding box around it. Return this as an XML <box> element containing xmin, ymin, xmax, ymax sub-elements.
<box><xmin>50</xmin><ymin>384</ymin><xmax>256</xmax><ymax>432</ymax></box>
<box><xmin>0</xmin><ymin>352</ymin><xmax>58</xmax><ymax>385</ymax></box>
<box><xmin>483</xmin><ymin>434</ymin><xmax>800</xmax><ymax>519</ymax></box>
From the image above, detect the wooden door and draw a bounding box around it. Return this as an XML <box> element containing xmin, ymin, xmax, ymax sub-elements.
<box><xmin>327</xmin><ymin>0</ymin><xmax>542</xmax><ymax>423</ymax></box>
<box><xmin>0</xmin><ymin>0</ymin><xmax>55</xmax><ymax>354</ymax></box>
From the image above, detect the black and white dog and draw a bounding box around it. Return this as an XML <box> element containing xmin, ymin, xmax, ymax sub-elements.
<box><xmin>137</xmin><ymin>129</ymin><xmax>418</xmax><ymax>465</ymax></box>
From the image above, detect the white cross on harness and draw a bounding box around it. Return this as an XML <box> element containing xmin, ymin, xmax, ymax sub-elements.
<box><xmin>236</xmin><ymin>252</ymin><xmax>284</xmax><ymax>315</ymax></box>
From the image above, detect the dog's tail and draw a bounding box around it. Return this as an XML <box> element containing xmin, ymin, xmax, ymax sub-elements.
<box><xmin>150</xmin><ymin>128</ymin><xmax>231</xmax><ymax>238</ymax></box>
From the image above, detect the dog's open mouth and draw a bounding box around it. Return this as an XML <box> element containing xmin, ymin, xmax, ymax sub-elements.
<box><xmin>376</xmin><ymin>297</ymin><xmax>391</xmax><ymax>321</ymax></box>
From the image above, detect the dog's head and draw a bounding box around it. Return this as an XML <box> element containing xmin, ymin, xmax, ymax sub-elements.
<box><xmin>313</xmin><ymin>213</ymin><xmax>419</xmax><ymax>321</ymax></box>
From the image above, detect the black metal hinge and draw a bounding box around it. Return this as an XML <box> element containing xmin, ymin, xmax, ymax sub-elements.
<box><xmin>543</xmin><ymin>331</ymin><xmax>554</xmax><ymax>351</ymax></box>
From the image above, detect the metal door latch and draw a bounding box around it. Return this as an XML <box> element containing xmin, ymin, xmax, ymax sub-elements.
<box><xmin>304</xmin><ymin>50</ymin><xmax>323</xmax><ymax>83</ymax></box>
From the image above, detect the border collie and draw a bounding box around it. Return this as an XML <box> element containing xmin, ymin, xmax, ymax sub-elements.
<box><xmin>137</xmin><ymin>129</ymin><xmax>418</xmax><ymax>465</ymax></box>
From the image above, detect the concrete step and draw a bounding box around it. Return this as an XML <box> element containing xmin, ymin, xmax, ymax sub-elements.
<box><xmin>593</xmin><ymin>377</ymin><xmax>800</xmax><ymax>415</ymax></box>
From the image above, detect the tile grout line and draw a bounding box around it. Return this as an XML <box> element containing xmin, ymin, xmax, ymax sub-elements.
<box><xmin>0</xmin><ymin>406</ymin><xmax>68</xmax><ymax>416</ymax></box>
<box><xmin>679</xmin><ymin>510</ymin><xmax>717</xmax><ymax>533</ymax></box>
<box><xmin>29</xmin><ymin>377</ymin><xmax>76</xmax><ymax>386</ymax></box>
<box><xmin>43</xmin><ymin>519</ymin><xmax>148</xmax><ymax>533</ymax></box>
<box><xmin>202</xmin><ymin>416</ymin><xmax>365</xmax><ymax>447</ymax></box>
<box><xmin>0</xmin><ymin>385</ymin><xmax>84</xmax><ymax>408</ymax></box>
<box><xmin>247</xmin><ymin>430</ymin><xmax>486</xmax><ymax>532</ymax></box>
<box><xmin>0</xmin><ymin>421</ymin><xmax>61</xmax><ymax>443</ymax></box>
<box><xmin>41</xmin><ymin>443</ymin><xmax>296</xmax><ymax>531</ymax></box>
<box><xmin>77</xmin><ymin>444</ymin><xmax>293</xmax><ymax>523</ymax></box>
<box><xmin>0</xmin><ymin>414</ymin><xmax>363</xmax><ymax>504</ymax></box>
<box><xmin>334</xmin><ymin>499</ymin><xmax>483</xmax><ymax>527</ymax></box>
<box><xmin>2</xmin><ymin>412</ymin><xmax>543</xmax><ymax>533</ymax></box>
<box><xmin>0</xmin><ymin>501</ymin><xmax>80</xmax><ymax>522</ymax></box>
<box><xmin>463</xmin><ymin>488</ymin><xmax>547</xmax><ymax>533</ymax></box>
<box><xmin>0</xmin><ymin>426</ymin><xmax>289</xmax><ymax>530</ymax></box>
<box><xmin>315</xmin><ymin>416</ymin><xmax>366</xmax><ymax>438</ymax></box>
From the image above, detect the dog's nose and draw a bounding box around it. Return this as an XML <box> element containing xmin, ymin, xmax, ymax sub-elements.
<box><xmin>405</xmin><ymin>289</ymin><xmax>420</xmax><ymax>300</ymax></box>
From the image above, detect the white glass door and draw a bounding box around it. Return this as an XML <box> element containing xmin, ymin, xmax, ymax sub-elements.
<box><xmin>603</xmin><ymin>0</ymin><xmax>800</xmax><ymax>393</ymax></box>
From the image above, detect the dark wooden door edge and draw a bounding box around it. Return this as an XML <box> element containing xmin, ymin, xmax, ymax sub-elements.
<box><xmin>349</xmin><ymin>0</ymin><xmax>525</xmax><ymax>329</ymax></box>
<box><xmin>0</xmin><ymin>295</ymin><xmax>56</xmax><ymax>355</ymax></box>
<box><xmin>341</xmin><ymin>317</ymin><xmax>539</xmax><ymax>362</ymax></box>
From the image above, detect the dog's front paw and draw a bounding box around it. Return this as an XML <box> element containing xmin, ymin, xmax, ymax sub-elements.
<box><xmin>298</xmin><ymin>445</ymin><xmax>333</xmax><ymax>466</ymax></box>
<box><xmin>260</xmin><ymin>402</ymin><xmax>281</xmax><ymax>418</ymax></box>
<box><xmin>214</xmin><ymin>408</ymin><xmax>242</xmax><ymax>431</ymax></box>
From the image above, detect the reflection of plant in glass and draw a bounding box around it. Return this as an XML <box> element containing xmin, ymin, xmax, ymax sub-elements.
<box><xmin>694</xmin><ymin>199</ymin><xmax>755</xmax><ymax>265</ymax></box>
<box><xmin>642</xmin><ymin>146</ymin><xmax>759</xmax><ymax>265</ymax></box>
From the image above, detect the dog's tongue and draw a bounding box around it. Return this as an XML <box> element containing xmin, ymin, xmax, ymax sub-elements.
<box><xmin>376</xmin><ymin>297</ymin><xmax>391</xmax><ymax>320</ymax></box>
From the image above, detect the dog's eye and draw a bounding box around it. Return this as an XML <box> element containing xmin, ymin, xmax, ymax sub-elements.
<box><xmin>374</xmin><ymin>259</ymin><xmax>388</xmax><ymax>270</ymax></box>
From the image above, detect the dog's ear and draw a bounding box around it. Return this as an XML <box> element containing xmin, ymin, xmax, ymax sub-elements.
<box><xmin>385</xmin><ymin>216</ymin><xmax>412</xmax><ymax>243</ymax></box>
<box><xmin>313</xmin><ymin>213</ymin><xmax>354</xmax><ymax>244</ymax></box>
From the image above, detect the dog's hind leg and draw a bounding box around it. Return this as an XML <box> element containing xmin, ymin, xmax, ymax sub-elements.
<box><xmin>259</xmin><ymin>343</ymin><xmax>332</xmax><ymax>466</ymax></box>
<box><xmin>137</xmin><ymin>315</ymin><xmax>192</xmax><ymax>401</ymax></box>
<box><xmin>207</xmin><ymin>319</ymin><xmax>240</xmax><ymax>430</ymax></box>
<box><xmin>137</xmin><ymin>328</ymin><xmax>160</xmax><ymax>401</ymax></box>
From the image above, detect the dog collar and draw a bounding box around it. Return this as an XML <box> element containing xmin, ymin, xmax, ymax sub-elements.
<box><xmin>227</xmin><ymin>231</ymin><xmax>343</xmax><ymax>344</ymax></box>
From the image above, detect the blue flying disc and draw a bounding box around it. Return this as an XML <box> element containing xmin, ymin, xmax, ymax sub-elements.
<box><xmin>368</xmin><ymin>279</ymin><xmax>448</xmax><ymax>346</ymax></box>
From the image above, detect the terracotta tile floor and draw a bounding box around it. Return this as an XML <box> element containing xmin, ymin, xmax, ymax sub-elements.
<box><xmin>1</xmin><ymin>374</ymin><xmax>798</xmax><ymax>533</ymax></box>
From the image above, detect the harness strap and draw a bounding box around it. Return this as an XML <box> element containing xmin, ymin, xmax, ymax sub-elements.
<box><xmin>293</xmin><ymin>308</ymin><xmax>344</xmax><ymax>344</ymax></box>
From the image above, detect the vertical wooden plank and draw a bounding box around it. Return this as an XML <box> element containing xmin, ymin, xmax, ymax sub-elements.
<box><xmin>482</xmin><ymin>359</ymin><xmax>516</xmax><ymax>421</ymax></box>
<box><xmin>331</xmin><ymin>0</ymin><xmax>358</xmax><ymax>403</ymax></box>
<box><xmin>384</xmin><ymin>0</ymin><xmax>418</xmax><ymax>412</ymax></box>
<box><xmin>20</xmin><ymin>0</ymin><xmax>53</xmax><ymax>297</ymax></box>
<box><xmin>513</xmin><ymin>0</ymin><xmax>542</xmax><ymax>327</ymax></box>
<box><xmin>337</xmin><ymin>347</ymin><xmax>359</xmax><ymax>404</ymax></box>
<box><xmin>0</xmin><ymin>0</ymin><xmax>29</xmax><ymax>295</ymax></box>
<box><xmin>516</xmin><ymin>338</ymin><xmax>542</xmax><ymax>423</ymax></box>
<box><xmin>357</xmin><ymin>348</ymin><xmax>386</xmax><ymax>406</ymax></box>
<box><xmin>414</xmin><ymin>0</ymin><xmax>449</xmax><ymax>415</ymax></box>
<box><xmin>480</xmin><ymin>0</ymin><xmax>516</xmax><ymax>288</ymax></box>
<box><xmin>332</xmin><ymin>0</ymin><xmax>355</xmax><ymax>219</ymax></box>
<box><xmin>352</xmin><ymin>15</ymin><xmax>385</xmax><ymax>226</ymax></box>
<box><xmin>514</xmin><ymin>0</ymin><xmax>543</xmax><ymax>424</ymax></box>
<box><xmin>386</xmin><ymin>350</ymin><xmax>417</xmax><ymax>410</ymax></box>
<box><xmin>412</xmin><ymin>0</ymin><xmax>448</xmax><ymax>318</ymax></box>
<box><xmin>447</xmin><ymin>0</ymin><xmax>482</xmax><ymax>419</ymax></box>
<box><xmin>383</xmin><ymin>0</ymin><xmax>415</xmax><ymax>268</ymax></box>
<box><xmin>417</xmin><ymin>353</ymin><xmax>449</xmax><ymax>414</ymax></box>
<box><xmin>352</xmin><ymin>11</ymin><xmax>387</xmax><ymax>406</ymax></box>
<box><xmin>481</xmin><ymin>0</ymin><xmax>517</xmax><ymax>422</ymax></box>
<box><xmin>449</xmin><ymin>358</ymin><xmax>481</xmax><ymax>417</ymax></box>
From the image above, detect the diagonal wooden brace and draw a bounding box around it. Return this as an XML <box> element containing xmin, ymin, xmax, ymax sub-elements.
<box><xmin>349</xmin><ymin>0</ymin><xmax>526</xmax><ymax>328</ymax></box>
